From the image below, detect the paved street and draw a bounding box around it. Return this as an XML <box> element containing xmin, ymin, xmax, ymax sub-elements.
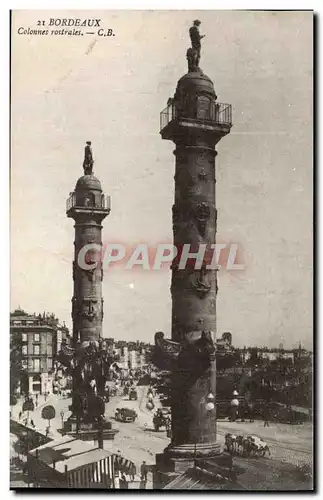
<box><xmin>10</xmin><ymin>387</ymin><xmax>313</xmax><ymax>489</ymax></box>
<box><xmin>216</xmin><ymin>419</ymin><xmax>312</xmax><ymax>469</ymax></box>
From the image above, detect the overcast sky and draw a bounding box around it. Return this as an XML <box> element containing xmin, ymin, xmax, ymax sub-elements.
<box><xmin>11</xmin><ymin>10</ymin><xmax>312</xmax><ymax>348</ymax></box>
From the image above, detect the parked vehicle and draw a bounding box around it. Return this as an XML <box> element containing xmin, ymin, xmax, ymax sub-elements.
<box><xmin>114</xmin><ymin>408</ymin><xmax>138</xmax><ymax>423</ymax></box>
<box><xmin>129</xmin><ymin>388</ymin><xmax>138</xmax><ymax>401</ymax></box>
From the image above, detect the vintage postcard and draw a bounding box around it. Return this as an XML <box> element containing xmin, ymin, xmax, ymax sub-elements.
<box><xmin>10</xmin><ymin>10</ymin><xmax>313</xmax><ymax>491</ymax></box>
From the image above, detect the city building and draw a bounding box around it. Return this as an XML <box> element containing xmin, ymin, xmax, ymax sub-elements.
<box><xmin>113</xmin><ymin>340</ymin><xmax>151</xmax><ymax>371</ymax></box>
<box><xmin>236</xmin><ymin>345</ymin><xmax>312</xmax><ymax>365</ymax></box>
<box><xmin>10</xmin><ymin>308</ymin><xmax>71</xmax><ymax>395</ymax></box>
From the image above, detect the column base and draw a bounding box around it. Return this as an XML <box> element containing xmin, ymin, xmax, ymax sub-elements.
<box><xmin>154</xmin><ymin>443</ymin><xmax>230</xmax><ymax>489</ymax></box>
<box><xmin>164</xmin><ymin>441</ymin><xmax>222</xmax><ymax>460</ymax></box>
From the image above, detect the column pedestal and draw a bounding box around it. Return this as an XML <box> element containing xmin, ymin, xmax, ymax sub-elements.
<box><xmin>154</xmin><ymin>447</ymin><xmax>234</xmax><ymax>489</ymax></box>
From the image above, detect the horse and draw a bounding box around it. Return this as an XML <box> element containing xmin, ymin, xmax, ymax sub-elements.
<box><xmin>225</xmin><ymin>433</ymin><xmax>237</xmax><ymax>454</ymax></box>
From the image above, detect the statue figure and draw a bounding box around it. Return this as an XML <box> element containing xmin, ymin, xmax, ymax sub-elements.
<box><xmin>187</xmin><ymin>20</ymin><xmax>205</xmax><ymax>72</ymax></box>
<box><xmin>83</xmin><ymin>141</ymin><xmax>94</xmax><ymax>175</ymax></box>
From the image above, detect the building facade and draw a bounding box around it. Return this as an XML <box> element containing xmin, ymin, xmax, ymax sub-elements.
<box><xmin>10</xmin><ymin>309</ymin><xmax>70</xmax><ymax>395</ymax></box>
<box><xmin>113</xmin><ymin>340</ymin><xmax>151</xmax><ymax>371</ymax></box>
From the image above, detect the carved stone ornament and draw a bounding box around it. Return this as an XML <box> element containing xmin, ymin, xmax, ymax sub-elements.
<box><xmin>198</xmin><ymin>169</ymin><xmax>207</xmax><ymax>181</ymax></box>
<box><xmin>191</xmin><ymin>267</ymin><xmax>211</xmax><ymax>298</ymax></box>
<box><xmin>194</xmin><ymin>202</ymin><xmax>210</xmax><ymax>236</ymax></box>
<box><xmin>153</xmin><ymin>330</ymin><xmax>215</xmax><ymax>373</ymax></box>
<box><xmin>82</xmin><ymin>300</ymin><xmax>97</xmax><ymax>321</ymax></box>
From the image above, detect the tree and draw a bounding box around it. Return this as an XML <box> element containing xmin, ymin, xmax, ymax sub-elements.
<box><xmin>41</xmin><ymin>405</ymin><xmax>56</xmax><ymax>428</ymax></box>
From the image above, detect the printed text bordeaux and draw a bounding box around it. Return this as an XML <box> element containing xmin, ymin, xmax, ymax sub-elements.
<box><xmin>38</xmin><ymin>18</ymin><xmax>102</xmax><ymax>27</ymax></box>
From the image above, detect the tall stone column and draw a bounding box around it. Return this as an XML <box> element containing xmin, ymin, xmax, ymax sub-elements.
<box><xmin>171</xmin><ymin>136</ymin><xmax>219</xmax><ymax>456</ymax></box>
<box><xmin>61</xmin><ymin>144</ymin><xmax>117</xmax><ymax>441</ymax></box>
<box><xmin>154</xmin><ymin>23</ymin><xmax>232</xmax><ymax>483</ymax></box>
<box><xmin>69</xmin><ymin>173</ymin><xmax>108</xmax><ymax>348</ymax></box>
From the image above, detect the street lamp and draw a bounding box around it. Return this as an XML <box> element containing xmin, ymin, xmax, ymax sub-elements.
<box><xmin>205</xmin><ymin>392</ymin><xmax>215</xmax><ymax>411</ymax></box>
<box><xmin>194</xmin><ymin>392</ymin><xmax>216</xmax><ymax>464</ymax></box>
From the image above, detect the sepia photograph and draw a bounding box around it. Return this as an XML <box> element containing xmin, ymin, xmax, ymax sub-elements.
<box><xmin>9</xmin><ymin>9</ymin><xmax>313</xmax><ymax>491</ymax></box>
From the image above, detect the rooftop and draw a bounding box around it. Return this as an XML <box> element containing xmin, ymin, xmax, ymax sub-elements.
<box><xmin>29</xmin><ymin>435</ymin><xmax>113</xmax><ymax>474</ymax></box>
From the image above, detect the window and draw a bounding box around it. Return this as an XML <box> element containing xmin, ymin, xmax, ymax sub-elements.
<box><xmin>22</xmin><ymin>360</ymin><xmax>27</xmax><ymax>369</ymax></box>
<box><xmin>34</xmin><ymin>345</ymin><xmax>40</xmax><ymax>355</ymax></box>
<box><xmin>33</xmin><ymin>359</ymin><xmax>40</xmax><ymax>372</ymax></box>
<box><xmin>34</xmin><ymin>333</ymin><xmax>40</xmax><ymax>342</ymax></box>
<box><xmin>22</xmin><ymin>333</ymin><xmax>27</xmax><ymax>342</ymax></box>
<box><xmin>47</xmin><ymin>358</ymin><xmax>53</xmax><ymax>370</ymax></box>
<box><xmin>13</xmin><ymin>321</ymin><xmax>21</xmax><ymax>326</ymax></box>
<box><xmin>22</xmin><ymin>345</ymin><xmax>28</xmax><ymax>355</ymax></box>
<box><xmin>47</xmin><ymin>345</ymin><xmax>52</xmax><ymax>356</ymax></box>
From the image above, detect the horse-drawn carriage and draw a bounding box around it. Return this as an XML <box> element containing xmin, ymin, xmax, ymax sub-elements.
<box><xmin>114</xmin><ymin>408</ymin><xmax>138</xmax><ymax>423</ymax></box>
<box><xmin>225</xmin><ymin>433</ymin><xmax>270</xmax><ymax>458</ymax></box>
<box><xmin>153</xmin><ymin>408</ymin><xmax>171</xmax><ymax>432</ymax></box>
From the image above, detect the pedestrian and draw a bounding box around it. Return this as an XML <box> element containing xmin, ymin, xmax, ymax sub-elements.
<box><xmin>263</xmin><ymin>406</ymin><xmax>270</xmax><ymax>427</ymax></box>
<box><xmin>140</xmin><ymin>461</ymin><xmax>148</xmax><ymax>482</ymax></box>
<box><xmin>248</xmin><ymin>402</ymin><xmax>255</xmax><ymax>423</ymax></box>
<box><xmin>130</xmin><ymin>464</ymin><xmax>136</xmax><ymax>481</ymax></box>
<box><xmin>114</xmin><ymin>450</ymin><xmax>122</xmax><ymax>474</ymax></box>
<box><xmin>18</xmin><ymin>411</ymin><xmax>22</xmax><ymax>421</ymax></box>
<box><xmin>30</xmin><ymin>419</ymin><xmax>35</xmax><ymax>428</ymax></box>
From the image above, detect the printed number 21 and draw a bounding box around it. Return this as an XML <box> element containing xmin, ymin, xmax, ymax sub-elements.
<box><xmin>37</xmin><ymin>20</ymin><xmax>45</xmax><ymax>26</ymax></box>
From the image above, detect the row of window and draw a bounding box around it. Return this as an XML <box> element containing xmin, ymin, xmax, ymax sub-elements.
<box><xmin>21</xmin><ymin>358</ymin><xmax>53</xmax><ymax>372</ymax></box>
<box><xmin>22</xmin><ymin>333</ymin><xmax>40</xmax><ymax>342</ymax></box>
<box><xmin>21</xmin><ymin>333</ymin><xmax>54</xmax><ymax>343</ymax></box>
<box><xmin>12</xmin><ymin>320</ymin><xmax>35</xmax><ymax>326</ymax></box>
<box><xmin>21</xmin><ymin>345</ymin><xmax>52</xmax><ymax>355</ymax></box>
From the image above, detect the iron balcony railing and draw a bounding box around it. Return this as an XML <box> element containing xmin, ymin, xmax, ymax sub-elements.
<box><xmin>160</xmin><ymin>100</ymin><xmax>232</xmax><ymax>132</ymax></box>
<box><xmin>66</xmin><ymin>193</ymin><xmax>111</xmax><ymax>212</ymax></box>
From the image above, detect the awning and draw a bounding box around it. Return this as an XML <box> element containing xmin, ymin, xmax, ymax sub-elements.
<box><xmin>163</xmin><ymin>466</ymin><xmax>246</xmax><ymax>490</ymax></box>
<box><xmin>28</xmin><ymin>435</ymin><xmax>116</xmax><ymax>488</ymax></box>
